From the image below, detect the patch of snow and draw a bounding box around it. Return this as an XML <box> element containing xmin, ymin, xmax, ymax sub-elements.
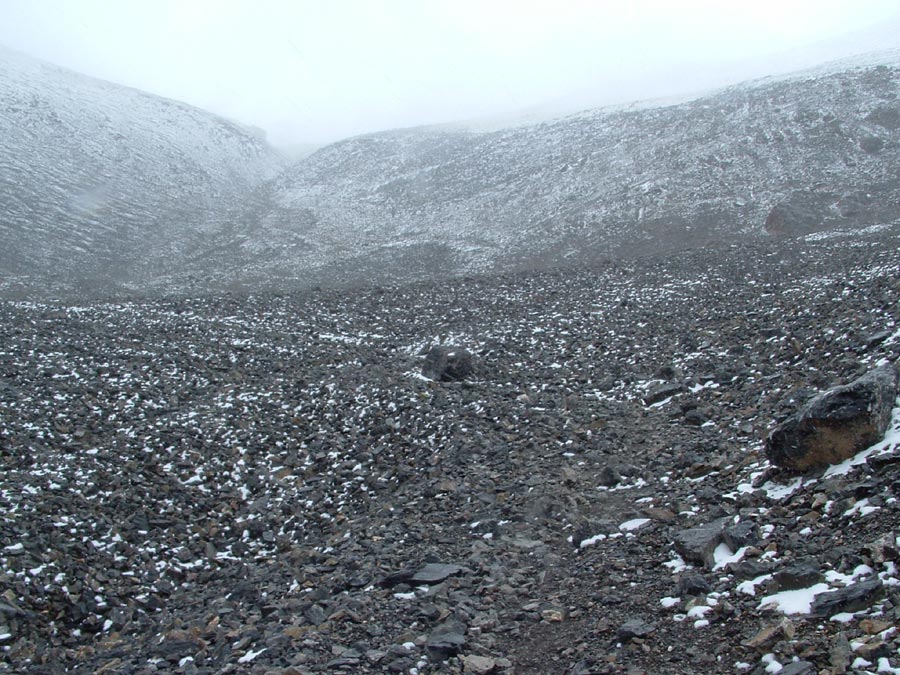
<box><xmin>579</xmin><ymin>533</ymin><xmax>607</xmax><ymax>549</ymax></box>
<box><xmin>737</xmin><ymin>574</ymin><xmax>773</xmax><ymax>596</ymax></box>
<box><xmin>619</xmin><ymin>518</ymin><xmax>651</xmax><ymax>532</ymax></box>
<box><xmin>757</xmin><ymin>582</ymin><xmax>831</xmax><ymax>614</ymax></box>
<box><xmin>393</xmin><ymin>592</ymin><xmax>416</xmax><ymax>600</ymax></box>
<box><xmin>237</xmin><ymin>648</ymin><xmax>267</xmax><ymax>664</ymax></box>
<box><xmin>663</xmin><ymin>555</ymin><xmax>688</xmax><ymax>572</ymax></box>
<box><xmin>713</xmin><ymin>543</ymin><xmax>749</xmax><ymax>570</ymax></box>
<box><xmin>877</xmin><ymin>657</ymin><xmax>900</xmax><ymax>674</ymax></box>
<box><xmin>843</xmin><ymin>498</ymin><xmax>880</xmax><ymax>519</ymax></box>
<box><xmin>760</xmin><ymin>477</ymin><xmax>804</xmax><ymax>500</ymax></box>
<box><xmin>687</xmin><ymin>605</ymin><xmax>712</xmax><ymax>618</ymax></box>
<box><xmin>762</xmin><ymin>653</ymin><xmax>783</xmax><ymax>673</ymax></box>
<box><xmin>830</xmin><ymin>612</ymin><xmax>856</xmax><ymax>623</ymax></box>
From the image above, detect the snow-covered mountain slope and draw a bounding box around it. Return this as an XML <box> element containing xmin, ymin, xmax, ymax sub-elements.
<box><xmin>3</xmin><ymin>46</ymin><xmax>900</xmax><ymax>298</ymax></box>
<box><xmin>210</xmin><ymin>54</ymin><xmax>900</xmax><ymax>290</ymax></box>
<box><xmin>0</xmin><ymin>45</ymin><xmax>284</xmax><ymax>297</ymax></box>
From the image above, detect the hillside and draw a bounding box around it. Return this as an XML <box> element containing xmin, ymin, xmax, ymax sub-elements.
<box><xmin>203</xmin><ymin>53</ymin><xmax>900</xmax><ymax>290</ymax></box>
<box><xmin>2</xmin><ymin>46</ymin><xmax>900</xmax><ymax>297</ymax></box>
<box><xmin>0</xmin><ymin>45</ymin><xmax>284</xmax><ymax>298</ymax></box>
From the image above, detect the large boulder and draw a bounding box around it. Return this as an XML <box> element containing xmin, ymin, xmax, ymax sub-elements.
<box><xmin>421</xmin><ymin>345</ymin><xmax>475</xmax><ymax>381</ymax></box>
<box><xmin>763</xmin><ymin>190</ymin><xmax>838</xmax><ymax>236</ymax></box>
<box><xmin>673</xmin><ymin>517</ymin><xmax>730</xmax><ymax>568</ymax></box>
<box><xmin>765</xmin><ymin>364</ymin><xmax>898</xmax><ymax>471</ymax></box>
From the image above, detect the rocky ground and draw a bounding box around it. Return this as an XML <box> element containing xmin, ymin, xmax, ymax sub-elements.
<box><xmin>2</xmin><ymin>223</ymin><xmax>900</xmax><ymax>674</ymax></box>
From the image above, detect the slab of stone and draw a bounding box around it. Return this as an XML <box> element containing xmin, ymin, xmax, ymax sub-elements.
<box><xmin>809</xmin><ymin>579</ymin><xmax>884</xmax><ymax>617</ymax></box>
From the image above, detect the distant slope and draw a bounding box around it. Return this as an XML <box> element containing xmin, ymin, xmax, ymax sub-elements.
<box><xmin>210</xmin><ymin>53</ymin><xmax>900</xmax><ymax>290</ymax></box>
<box><xmin>2</xmin><ymin>46</ymin><xmax>900</xmax><ymax>298</ymax></box>
<box><xmin>0</xmin><ymin>45</ymin><xmax>284</xmax><ymax>297</ymax></box>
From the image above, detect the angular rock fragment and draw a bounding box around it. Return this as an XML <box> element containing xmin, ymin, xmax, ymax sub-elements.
<box><xmin>421</xmin><ymin>345</ymin><xmax>476</xmax><ymax>381</ymax></box>
<box><xmin>410</xmin><ymin>563</ymin><xmax>467</xmax><ymax>584</ymax></box>
<box><xmin>779</xmin><ymin>660</ymin><xmax>814</xmax><ymax>675</ymax></box>
<box><xmin>809</xmin><ymin>578</ymin><xmax>884</xmax><ymax>617</ymax></box>
<box><xmin>769</xmin><ymin>562</ymin><xmax>823</xmax><ymax>592</ymax></box>
<box><xmin>675</xmin><ymin>573</ymin><xmax>711</xmax><ymax>597</ymax></box>
<box><xmin>643</xmin><ymin>382</ymin><xmax>683</xmax><ymax>406</ymax></box>
<box><xmin>461</xmin><ymin>654</ymin><xmax>497</xmax><ymax>674</ymax></box>
<box><xmin>864</xmin><ymin>532</ymin><xmax>899</xmax><ymax>564</ymax></box>
<box><xmin>616</xmin><ymin>618</ymin><xmax>655</xmax><ymax>642</ymax></box>
<box><xmin>673</xmin><ymin>518</ymin><xmax>729</xmax><ymax>567</ymax></box>
<box><xmin>425</xmin><ymin>620</ymin><xmax>467</xmax><ymax>658</ymax></box>
<box><xmin>830</xmin><ymin>632</ymin><xmax>852</xmax><ymax>674</ymax></box>
<box><xmin>377</xmin><ymin>562</ymin><xmax>467</xmax><ymax>588</ymax></box>
<box><xmin>723</xmin><ymin>521</ymin><xmax>759</xmax><ymax>550</ymax></box>
<box><xmin>742</xmin><ymin>618</ymin><xmax>795</xmax><ymax>649</ymax></box>
<box><xmin>764</xmin><ymin>190</ymin><xmax>837</xmax><ymax>236</ymax></box>
<box><xmin>766</xmin><ymin>364</ymin><xmax>898</xmax><ymax>471</ymax></box>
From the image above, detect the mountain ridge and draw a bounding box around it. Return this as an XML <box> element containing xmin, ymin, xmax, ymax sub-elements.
<box><xmin>2</xmin><ymin>46</ymin><xmax>900</xmax><ymax>298</ymax></box>
<box><xmin>213</xmin><ymin>55</ymin><xmax>900</xmax><ymax>290</ymax></box>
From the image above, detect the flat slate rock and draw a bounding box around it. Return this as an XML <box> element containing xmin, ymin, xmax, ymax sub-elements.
<box><xmin>780</xmin><ymin>660</ymin><xmax>815</xmax><ymax>675</ymax></box>
<box><xmin>378</xmin><ymin>562</ymin><xmax>467</xmax><ymax>587</ymax></box>
<box><xmin>809</xmin><ymin>578</ymin><xmax>885</xmax><ymax>617</ymax></box>
<box><xmin>426</xmin><ymin>620</ymin><xmax>468</xmax><ymax>657</ymax></box>
<box><xmin>410</xmin><ymin>562</ymin><xmax>467</xmax><ymax>584</ymax></box>
<box><xmin>616</xmin><ymin>618</ymin><xmax>656</xmax><ymax>642</ymax></box>
<box><xmin>643</xmin><ymin>382</ymin><xmax>684</xmax><ymax>406</ymax></box>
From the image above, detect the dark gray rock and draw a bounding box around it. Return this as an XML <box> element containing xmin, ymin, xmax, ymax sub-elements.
<box><xmin>780</xmin><ymin>660</ymin><xmax>815</xmax><ymax>675</ymax></box>
<box><xmin>859</xmin><ymin>135</ymin><xmax>885</xmax><ymax>154</ymax></box>
<box><xmin>304</xmin><ymin>603</ymin><xmax>328</xmax><ymax>625</ymax></box>
<box><xmin>422</xmin><ymin>345</ymin><xmax>476</xmax><ymax>382</ymax></box>
<box><xmin>727</xmin><ymin>560</ymin><xmax>773</xmax><ymax>580</ymax></box>
<box><xmin>675</xmin><ymin>573</ymin><xmax>712</xmax><ymax>597</ymax></box>
<box><xmin>864</xmin><ymin>329</ymin><xmax>894</xmax><ymax>350</ymax></box>
<box><xmin>616</xmin><ymin>619</ymin><xmax>656</xmax><ymax>642</ymax></box>
<box><xmin>673</xmin><ymin>518</ymin><xmax>729</xmax><ymax>567</ymax></box>
<box><xmin>598</xmin><ymin>465</ymin><xmax>622</xmax><ymax>487</ymax></box>
<box><xmin>764</xmin><ymin>190</ymin><xmax>838</xmax><ymax>236</ymax></box>
<box><xmin>723</xmin><ymin>521</ymin><xmax>759</xmax><ymax>550</ymax></box>
<box><xmin>683</xmin><ymin>408</ymin><xmax>709</xmax><ymax>426</ymax></box>
<box><xmin>643</xmin><ymin>382</ymin><xmax>683</xmax><ymax>406</ymax></box>
<box><xmin>766</xmin><ymin>364</ymin><xmax>899</xmax><ymax>471</ymax></box>
<box><xmin>770</xmin><ymin>562</ymin><xmax>824</xmax><ymax>592</ymax></box>
<box><xmin>410</xmin><ymin>563</ymin><xmax>467</xmax><ymax>584</ymax></box>
<box><xmin>809</xmin><ymin>579</ymin><xmax>885</xmax><ymax>617</ymax></box>
<box><xmin>378</xmin><ymin>562</ymin><xmax>467</xmax><ymax>587</ymax></box>
<box><xmin>425</xmin><ymin>620</ymin><xmax>467</xmax><ymax>658</ymax></box>
<box><xmin>866</xmin><ymin>104</ymin><xmax>900</xmax><ymax>130</ymax></box>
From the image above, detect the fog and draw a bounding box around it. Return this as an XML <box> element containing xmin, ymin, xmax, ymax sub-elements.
<box><xmin>1</xmin><ymin>0</ymin><xmax>899</xmax><ymax>147</ymax></box>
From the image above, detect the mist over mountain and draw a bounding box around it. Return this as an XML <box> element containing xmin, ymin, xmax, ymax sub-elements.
<box><xmin>2</xmin><ymin>46</ymin><xmax>900</xmax><ymax>297</ymax></box>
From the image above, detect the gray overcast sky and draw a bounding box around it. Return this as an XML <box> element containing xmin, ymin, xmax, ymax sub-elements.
<box><xmin>1</xmin><ymin>1</ymin><xmax>900</xmax><ymax>146</ymax></box>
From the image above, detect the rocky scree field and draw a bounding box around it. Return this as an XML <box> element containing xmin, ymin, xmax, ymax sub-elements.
<box><xmin>2</xmin><ymin>225</ymin><xmax>900</xmax><ymax>674</ymax></box>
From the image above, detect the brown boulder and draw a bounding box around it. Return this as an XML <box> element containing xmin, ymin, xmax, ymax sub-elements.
<box><xmin>765</xmin><ymin>364</ymin><xmax>898</xmax><ymax>471</ymax></box>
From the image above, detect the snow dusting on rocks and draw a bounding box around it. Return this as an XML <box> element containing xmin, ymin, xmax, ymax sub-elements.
<box><xmin>1</xmin><ymin>233</ymin><xmax>900</xmax><ymax>673</ymax></box>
